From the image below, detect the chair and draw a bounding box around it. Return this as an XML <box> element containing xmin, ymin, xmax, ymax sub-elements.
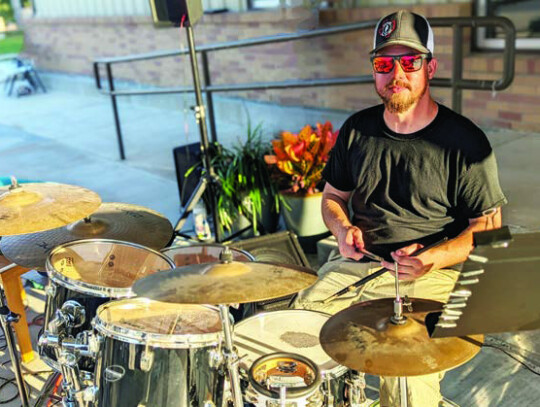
<box><xmin>4</xmin><ymin>57</ymin><xmax>47</xmax><ymax>97</ymax></box>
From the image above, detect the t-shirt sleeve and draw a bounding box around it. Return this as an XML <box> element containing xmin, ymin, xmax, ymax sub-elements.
<box><xmin>322</xmin><ymin>120</ymin><xmax>356</xmax><ymax>191</ymax></box>
<box><xmin>458</xmin><ymin>151</ymin><xmax>508</xmax><ymax>218</ymax></box>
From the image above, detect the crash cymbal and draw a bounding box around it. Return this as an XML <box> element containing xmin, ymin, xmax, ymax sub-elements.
<box><xmin>320</xmin><ymin>298</ymin><xmax>483</xmax><ymax>376</ymax></box>
<box><xmin>1</xmin><ymin>203</ymin><xmax>173</xmax><ymax>270</ymax></box>
<box><xmin>0</xmin><ymin>182</ymin><xmax>101</xmax><ymax>236</ymax></box>
<box><xmin>132</xmin><ymin>261</ymin><xmax>317</xmax><ymax>305</ymax></box>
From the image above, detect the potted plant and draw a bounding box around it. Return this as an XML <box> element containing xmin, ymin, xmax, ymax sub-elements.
<box><xmin>209</xmin><ymin>121</ymin><xmax>280</xmax><ymax>237</ymax></box>
<box><xmin>264</xmin><ymin>121</ymin><xmax>338</xmax><ymax>244</ymax></box>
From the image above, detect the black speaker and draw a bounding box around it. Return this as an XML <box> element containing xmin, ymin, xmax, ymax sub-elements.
<box><xmin>231</xmin><ymin>231</ymin><xmax>314</xmax><ymax>314</ymax></box>
<box><xmin>173</xmin><ymin>142</ymin><xmax>202</xmax><ymax>207</ymax></box>
<box><xmin>231</xmin><ymin>231</ymin><xmax>312</xmax><ymax>269</ymax></box>
<box><xmin>149</xmin><ymin>0</ymin><xmax>203</xmax><ymax>26</ymax></box>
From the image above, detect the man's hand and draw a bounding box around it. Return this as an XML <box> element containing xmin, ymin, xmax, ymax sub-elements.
<box><xmin>381</xmin><ymin>243</ymin><xmax>434</xmax><ymax>281</ymax></box>
<box><xmin>337</xmin><ymin>225</ymin><xmax>365</xmax><ymax>260</ymax></box>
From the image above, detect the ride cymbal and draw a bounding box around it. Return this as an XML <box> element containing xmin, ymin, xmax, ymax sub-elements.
<box><xmin>132</xmin><ymin>261</ymin><xmax>317</xmax><ymax>305</ymax></box>
<box><xmin>1</xmin><ymin>202</ymin><xmax>173</xmax><ymax>270</ymax></box>
<box><xmin>0</xmin><ymin>182</ymin><xmax>101</xmax><ymax>236</ymax></box>
<box><xmin>320</xmin><ymin>298</ymin><xmax>483</xmax><ymax>376</ymax></box>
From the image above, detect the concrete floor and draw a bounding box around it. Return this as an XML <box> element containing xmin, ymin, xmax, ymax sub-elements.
<box><xmin>0</xmin><ymin>72</ymin><xmax>539</xmax><ymax>406</ymax></box>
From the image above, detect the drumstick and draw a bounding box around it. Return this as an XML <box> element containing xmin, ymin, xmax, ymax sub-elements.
<box><xmin>320</xmin><ymin>237</ymin><xmax>449</xmax><ymax>304</ymax></box>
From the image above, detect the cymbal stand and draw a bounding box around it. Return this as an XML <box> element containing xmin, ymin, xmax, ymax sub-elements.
<box><xmin>390</xmin><ymin>260</ymin><xmax>408</xmax><ymax>407</ymax></box>
<box><xmin>218</xmin><ymin>304</ymin><xmax>243</xmax><ymax>407</ymax></box>
<box><xmin>0</xmin><ymin>270</ymin><xmax>30</xmax><ymax>407</ymax></box>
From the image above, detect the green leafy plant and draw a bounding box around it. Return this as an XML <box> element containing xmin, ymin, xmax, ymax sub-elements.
<box><xmin>188</xmin><ymin>121</ymin><xmax>279</xmax><ymax>234</ymax></box>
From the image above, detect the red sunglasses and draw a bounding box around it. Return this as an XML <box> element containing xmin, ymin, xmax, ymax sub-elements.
<box><xmin>371</xmin><ymin>53</ymin><xmax>431</xmax><ymax>74</ymax></box>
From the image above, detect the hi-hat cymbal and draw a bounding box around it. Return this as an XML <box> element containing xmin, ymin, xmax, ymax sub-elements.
<box><xmin>0</xmin><ymin>182</ymin><xmax>101</xmax><ymax>236</ymax></box>
<box><xmin>132</xmin><ymin>261</ymin><xmax>317</xmax><ymax>305</ymax></box>
<box><xmin>320</xmin><ymin>298</ymin><xmax>483</xmax><ymax>377</ymax></box>
<box><xmin>1</xmin><ymin>202</ymin><xmax>173</xmax><ymax>270</ymax></box>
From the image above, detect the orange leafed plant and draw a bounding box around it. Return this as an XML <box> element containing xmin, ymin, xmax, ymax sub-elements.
<box><xmin>264</xmin><ymin>121</ymin><xmax>338</xmax><ymax>195</ymax></box>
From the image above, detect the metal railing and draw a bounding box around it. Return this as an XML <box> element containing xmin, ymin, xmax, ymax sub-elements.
<box><xmin>93</xmin><ymin>16</ymin><xmax>516</xmax><ymax>160</ymax></box>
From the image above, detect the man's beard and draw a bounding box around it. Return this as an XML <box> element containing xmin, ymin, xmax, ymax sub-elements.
<box><xmin>376</xmin><ymin>79</ymin><xmax>427</xmax><ymax>114</ymax></box>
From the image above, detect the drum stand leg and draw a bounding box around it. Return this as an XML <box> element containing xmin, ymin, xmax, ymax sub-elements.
<box><xmin>0</xmin><ymin>285</ymin><xmax>31</xmax><ymax>407</ymax></box>
<box><xmin>218</xmin><ymin>304</ymin><xmax>243</xmax><ymax>407</ymax></box>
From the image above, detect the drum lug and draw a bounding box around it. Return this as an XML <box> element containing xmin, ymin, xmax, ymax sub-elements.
<box><xmin>140</xmin><ymin>348</ymin><xmax>154</xmax><ymax>372</ymax></box>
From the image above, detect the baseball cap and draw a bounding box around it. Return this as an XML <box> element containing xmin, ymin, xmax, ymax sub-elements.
<box><xmin>371</xmin><ymin>10</ymin><xmax>434</xmax><ymax>55</ymax></box>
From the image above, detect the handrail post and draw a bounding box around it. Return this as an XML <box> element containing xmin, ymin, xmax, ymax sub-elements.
<box><xmin>105</xmin><ymin>63</ymin><xmax>126</xmax><ymax>160</ymax></box>
<box><xmin>93</xmin><ymin>62</ymin><xmax>101</xmax><ymax>90</ymax></box>
<box><xmin>201</xmin><ymin>51</ymin><xmax>217</xmax><ymax>143</ymax></box>
<box><xmin>452</xmin><ymin>23</ymin><xmax>464</xmax><ymax>114</ymax></box>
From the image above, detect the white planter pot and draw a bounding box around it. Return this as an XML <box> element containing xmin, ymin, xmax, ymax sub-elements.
<box><xmin>279</xmin><ymin>191</ymin><xmax>328</xmax><ymax>237</ymax></box>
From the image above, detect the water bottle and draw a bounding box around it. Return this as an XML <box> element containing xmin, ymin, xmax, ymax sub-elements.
<box><xmin>193</xmin><ymin>201</ymin><xmax>211</xmax><ymax>241</ymax></box>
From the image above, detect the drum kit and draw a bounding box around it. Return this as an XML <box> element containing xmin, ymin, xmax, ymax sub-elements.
<box><xmin>0</xmin><ymin>178</ymin><xmax>484</xmax><ymax>407</ymax></box>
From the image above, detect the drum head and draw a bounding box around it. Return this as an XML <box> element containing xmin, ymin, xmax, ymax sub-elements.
<box><xmin>46</xmin><ymin>239</ymin><xmax>175</xmax><ymax>297</ymax></box>
<box><xmin>234</xmin><ymin>310</ymin><xmax>340</xmax><ymax>374</ymax></box>
<box><xmin>162</xmin><ymin>244</ymin><xmax>254</xmax><ymax>266</ymax></box>
<box><xmin>94</xmin><ymin>298</ymin><xmax>223</xmax><ymax>348</ymax></box>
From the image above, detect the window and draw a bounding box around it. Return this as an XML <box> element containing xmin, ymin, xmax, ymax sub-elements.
<box><xmin>476</xmin><ymin>0</ymin><xmax>540</xmax><ymax>50</ymax></box>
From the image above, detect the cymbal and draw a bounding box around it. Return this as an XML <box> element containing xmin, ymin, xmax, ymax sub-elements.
<box><xmin>0</xmin><ymin>182</ymin><xmax>101</xmax><ymax>236</ymax></box>
<box><xmin>320</xmin><ymin>298</ymin><xmax>483</xmax><ymax>377</ymax></box>
<box><xmin>1</xmin><ymin>202</ymin><xmax>173</xmax><ymax>270</ymax></box>
<box><xmin>132</xmin><ymin>261</ymin><xmax>317</xmax><ymax>305</ymax></box>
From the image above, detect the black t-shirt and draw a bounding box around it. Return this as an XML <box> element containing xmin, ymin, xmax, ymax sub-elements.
<box><xmin>323</xmin><ymin>103</ymin><xmax>507</xmax><ymax>260</ymax></box>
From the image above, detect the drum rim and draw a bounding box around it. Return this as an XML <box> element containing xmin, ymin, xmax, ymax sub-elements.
<box><xmin>161</xmin><ymin>243</ymin><xmax>255</xmax><ymax>261</ymax></box>
<box><xmin>93</xmin><ymin>298</ymin><xmax>224</xmax><ymax>348</ymax></box>
<box><xmin>248</xmin><ymin>352</ymin><xmax>322</xmax><ymax>400</ymax></box>
<box><xmin>45</xmin><ymin>238</ymin><xmax>175</xmax><ymax>297</ymax></box>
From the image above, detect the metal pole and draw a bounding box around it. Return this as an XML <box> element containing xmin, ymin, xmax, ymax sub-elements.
<box><xmin>105</xmin><ymin>63</ymin><xmax>126</xmax><ymax>160</ymax></box>
<box><xmin>201</xmin><ymin>51</ymin><xmax>218</xmax><ymax>144</ymax></box>
<box><xmin>451</xmin><ymin>24</ymin><xmax>464</xmax><ymax>114</ymax></box>
<box><xmin>218</xmin><ymin>304</ymin><xmax>243</xmax><ymax>407</ymax></box>
<box><xmin>0</xmin><ymin>286</ymin><xmax>30</xmax><ymax>407</ymax></box>
<box><xmin>399</xmin><ymin>376</ymin><xmax>408</xmax><ymax>407</ymax></box>
<box><xmin>185</xmin><ymin>25</ymin><xmax>222</xmax><ymax>243</ymax></box>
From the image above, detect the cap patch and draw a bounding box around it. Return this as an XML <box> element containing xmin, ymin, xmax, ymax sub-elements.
<box><xmin>378</xmin><ymin>18</ymin><xmax>396</xmax><ymax>38</ymax></box>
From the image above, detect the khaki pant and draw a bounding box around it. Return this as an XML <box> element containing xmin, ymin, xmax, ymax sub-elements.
<box><xmin>294</xmin><ymin>258</ymin><xmax>459</xmax><ymax>407</ymax></box>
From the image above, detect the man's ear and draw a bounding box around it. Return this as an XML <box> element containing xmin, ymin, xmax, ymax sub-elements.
<box><xmin>427</xmin><ymin>58</ymin><xmax>438</xmax><ymax>80</ymax></box>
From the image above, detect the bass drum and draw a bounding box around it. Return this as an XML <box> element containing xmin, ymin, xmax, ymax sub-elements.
<box><xmin>40</xmin><ymin>238</ymin><xmax>175</xmax><ymax>370</ymax></box>
<box><xmin>234</xmin><ymin>310</ymin><xmax>357</xmax><ymax>406</ymax></box>
<box><xmin>92</xmin><ymin>298</ymin><xmax>226</xmax><ymax>407</ymax></box>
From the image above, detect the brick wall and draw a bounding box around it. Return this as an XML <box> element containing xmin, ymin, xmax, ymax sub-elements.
<box><xmin>21</xmin><ymin>3</ymin><xmax>540</xmax><ymax>132</ymax></box>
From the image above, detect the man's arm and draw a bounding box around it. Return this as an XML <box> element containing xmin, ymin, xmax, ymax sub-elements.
<box><xmin>382</xmin><ymin>207</ymin><xmax>503</xmax><ymax>280</ymax></box>
<box><xmin>322</xmin><ymin>182</ymin><xmax>366</xmax><ymax>260</ymax></box>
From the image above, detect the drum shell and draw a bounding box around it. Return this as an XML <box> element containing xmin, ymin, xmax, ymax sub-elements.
<box><xmin>92</xmin><ymin>299</ymin><xmax>226</xmax><ymax>407</ymax></box>
<box><xmin>93</xmin><ymin>336</ymin><xmax>224</xmax><ymax>407</ymax></box>
<box><xmin>39</xmin><ymin>239</ymin><xmax>175</xmax><ymax>370</ymax></box>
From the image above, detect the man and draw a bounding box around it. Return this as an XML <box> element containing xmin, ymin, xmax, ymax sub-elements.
<box><xmin>295</xmin><ymin>10</ymin><xmax>506</xmax><ymax>406</ymax></box>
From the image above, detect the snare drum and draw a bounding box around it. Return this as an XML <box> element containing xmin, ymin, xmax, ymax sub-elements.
<box><xmin>234</xmin><ymin>310</ymin><xmax>353</xmax><ymax>406</ymax></box>
<box><xmin>161</xmin><ymin>243</ymin><xmax>254</xmax><ymax>266</ymax></box>
<box><xmin>40</xmin><ymin>239</ymin><xmax>175</xmax><ymax>369</ymax></box>
<box><xmin>92</xmin><ymin>298</ymin><xmax>226</xmax><ymax>407</ymax></box>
